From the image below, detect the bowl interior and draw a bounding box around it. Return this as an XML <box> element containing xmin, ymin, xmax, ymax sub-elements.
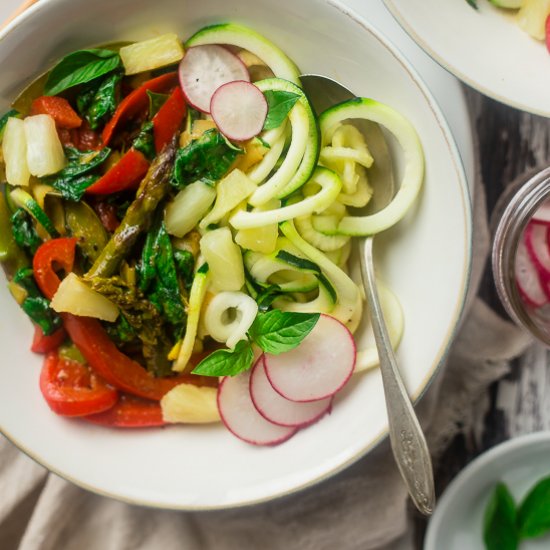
<box><xmin>0</xmin><ymin>0</ymin><xmax>471</xmax><ymax>509</ymax></box>
<box><xmin>385</xmin><ymin>0</ymin><xmax>550</xmax><ymax>117</ymax></box>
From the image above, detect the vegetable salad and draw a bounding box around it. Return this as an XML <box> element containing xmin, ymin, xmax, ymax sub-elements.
<box><xmin>0</xmin><ymin>24</ymin><xmax>423</xmax><ymax>442</ymax></box>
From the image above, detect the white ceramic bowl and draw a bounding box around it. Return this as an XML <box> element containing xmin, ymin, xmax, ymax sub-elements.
<box><xmin>0</xmin><ymin>0</ymin><xmax>472</xmax><ymax>509</ymax></box>
<box><xmin>425</xmin><ymin>432</ymin><xmax>550</xmax><ymax>550</ymax></box>
<box><xmin>385</xmin><ymin>0</ymin><xmax>550</xmax><ymax>117</ymax></box>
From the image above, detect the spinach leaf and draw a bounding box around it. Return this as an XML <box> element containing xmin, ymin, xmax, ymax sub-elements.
<box><xmin>192</xmin><ymin>340</ymin><xmax>254</xmax><ymax>377</ymax></box>
<box><xmin>172</xmin><ymin>129</ymin><xmax>242</xmax><ymax>188</ymax></box>
<box><xmin>132</xmin><ymin>121</ymin><xmax>156</xmax><ymax>160</ymax></box>
<box><xmin>47</xmin><ymin>147</ymin><xmax>111</xmax><ymax>201</ymax></box>
<box><xmin>248</xmin><ymin>310</ymin><xmax>320</xmax><ymax>355</ymax></box>
<box><xmin>483</xmin><ymin>482</ymin><xmax>518</xmax><ymax>550</ymax></box>
<box><xmin>147</xmin><ymin>90</ymin><xmax>169</xmax><ymax>119</ymax></box>
<box><xmin>518</xmin><ymin>475</ymin><xmax>550</xmax><ymax>539</ymax></box>
<box><xmin>13</xmin><ymin>268</ymin><xmax>62</xmax><ymax>336</ymax></box>
<box><xmin>77</xmin><ymin>72</ymin><xmax>122</xmax><ymax>130</ymax></box>
<box><xmin>45</xmin><ymin>49</ymin><xmax>121</xmax><ymax>96</ymax></box>
<box><xmin>11</xmin><ymin>209</ymin><xmax>42</xmax><ymax>254</ymax></box>
<box><xmin>263</xmin><ymin>90</ymin><xmax>300</xmax><ymax>130</ymax></box>
<box><xmin>49</xmin><ymin>174</ymin><xmax>99</xmax><ymax>202</ymax></box>
<box><xmin>174</xmin><ymin>249</ymin><xmax>195</xmax><ymax>291</ymax></box>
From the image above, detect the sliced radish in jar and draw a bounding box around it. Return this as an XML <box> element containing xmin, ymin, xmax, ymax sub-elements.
<box><xmin>178</xmin><ymin>45</ymin><xmax>249</xmax><ymax>113</ymax></box>
<box><xmin>515</xmin><ymin>238</ymin><xmax>548</xmax><ymax>307</ymax></box>
<box><xmin>264</xmin><ymin>314</ymin><xmax>356</xmax><ymax>402</ymax></box>
<box><xmin>217</xmin><ymin>366</ymin><xmax>297</xmax><ymax>446</ymax></box>
<box><xmin>525</xmin><ymin>221</ymin><xmax>550</xmax><ymax>283</ymax></box>
<box><xmin>250</xmin><ymin>357</ymin><xmax>332</xmax><ymax>427</ymax></box>
<box><xmin>210</xmin><ymin>80</ymin><xmax>268</xmax><ymax>141</ymax></box>
<box><xmin>532</xmin><ymin>200</ymin><xmax>550</xmax><ymax>225</ymax></box>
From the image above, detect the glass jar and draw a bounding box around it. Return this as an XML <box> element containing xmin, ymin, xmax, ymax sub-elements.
<box><xmin>492</xmin><ymin>167</ymin><xmax>550</xmax><ymax>345</ymax></box>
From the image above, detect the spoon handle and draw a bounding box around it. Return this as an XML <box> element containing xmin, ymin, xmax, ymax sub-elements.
<box><xmin>361</xmin><ymin>236</ymin><xmax>435</xmax><ymax>516</ymax></box>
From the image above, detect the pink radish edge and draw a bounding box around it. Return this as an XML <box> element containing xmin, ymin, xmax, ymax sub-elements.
<box><xmin>249</xmin><ymin>356</ymin><xmax>333</xmax><ymax>428</ymax></box>
<box><xmin>264</xmin><ymin>314</ymin><xmax>357</xmax><ymax>403</ymax></box>
<box><xmin>178</xmin><ymin>44</ymin><xmax>250</xmax><ymax>113</ymax></box>
<box><xmin>216</xmin><ymin>365</ymin><xmax>297</xmax><ymax>446</ymax></box>
<box><xmin>515</xmin><ymin>237</ymin><xmax>548</xmax><ymax>308</ymax></box>
<box><xmin>210</xmin><ymin>80</ymin><xmax>268</xmax><ymax>141</ymax></box>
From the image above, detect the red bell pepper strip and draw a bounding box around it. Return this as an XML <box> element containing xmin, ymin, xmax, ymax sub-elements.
<box><xmin>31</xmin><ymin>325</ymin><xmax>67</xmax><ymax>354</ymax></box>
<box><xmin>30</xmin><ymin>96</ymin><xmax>82</xmax><ymax>129</ymax></box>
<box><xmin>84</xmin><ymin>394</ymin><xmax>165</xmax><ymax>428</ymax></box>
<box><xmin>153</xmin><ymin>86</ymin><xmax>186</xmax><ymax>153</ymax></box>
<box><xmin>102</xmin><ymin>72</ymin><xmax>179</xmax><ymax>147</ymax></box>
<box><xmin>85</xmin><ymin>148</ymin><xmax>149</xmax><ymax>195</ymax></box>
<box><xmin>40</xmin><ymin>351</ymin><xmax>118</xmax><ymax>417</ymax></box>
<box><xmin>33</xmin><ymin>237</ymin><xmax>77</xmax><ymax>300</ymax></box>
<box><xmin>32</xmin><ymin>238</ymin><xmax>217</xmax><ymax>402</ymax></box>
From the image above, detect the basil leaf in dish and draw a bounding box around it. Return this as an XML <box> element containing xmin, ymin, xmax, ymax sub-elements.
<box><xmin>192</xmin><ymin>340</ymin><xmax>255</xmax><ymax>377</ymax></box>
<box><xmin>483</xmin><ymin>482</ymin><xmax>518</xmax><ymax>550</ymax></box>
<box><xmin>44</xmin><ymin>49</ymin><xmax>122</xmax><ymax>96</ymax></box>
<box><xmin>517</xmin><ymin>475</ymin><xmax>550</xmax><ymax>539</ymax></box>
<box><xmin>263</xmin><ymin>90</ymin><xmax>300</xmax><ymax>130</ymax></box>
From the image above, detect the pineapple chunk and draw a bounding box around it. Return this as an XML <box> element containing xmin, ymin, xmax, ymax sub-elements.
<box><xmin>199</xmin><ymin>169</ymin><xmax>256</xmax><ymax>229</ymax></box>
<box><xmin>235</xmin><ymin>199</ymin><xmax>280</xmax><ymax>253</ymax></box>
<box><xmin>24</xmin><ymin>115</ymin><xmax>66</xmax><ymax>177</ymax></box>
<box><xmin>517</xmin><ymin>0</ymin><xmax>550</xmax><ymax>40</ymax></box>
<box><xmin>2</xmin><ymin>117</ymin><xmax>30</xmax><ymax>187</ymax></box>
<box><xmin>200</xmin><ymin>227</ymin><xmax>245</xmax><ymax>292</ymax></box>
<box><xmin>161</xmin><ymin>383</ymin><xmax>220</xmax><ymax>424</ymax></box>
<box><xmin>120</xmin><ymin>33</ymin><xmax>184</xmax><ymax>75</ymax></box>
<box><xmin>51</xmin><ymin>273</ymin><xmax>119</xmax><ymax>322</ymax></box>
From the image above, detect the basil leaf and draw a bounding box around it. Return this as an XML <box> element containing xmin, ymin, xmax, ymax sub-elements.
<box><xmin>50</xmin><ymin>174</ymin><xmax>99</xmax><ymax>202</ymax></box>
<box><xmin>58</xmin><ymin>147</ymin><xmax>112</xmax><ymax>178</ymax></box>
<box><xmin>77</xmin><ymin>72</ymin><xmax>122</xmax><ymax>130</ymax></box>
<box><xmin>248</xmin><ymin>309</ymin><xmax>319</xmax><ymax>355</ymax></box>
<box><xmin>192</xmin><ymin>340</ymin><xmax>254</xmax><ymax>377</ymax></box>
<box><xmin>263</xmin><ymin>90</ymin><xmax>300</xmax><ymax>130</ymax></box>
<box><xmin>45</xmin><ymin>49</ymin><xmax>121</xmax><ymax>96</ymax></box>
<box><xmin>518</xmin><ymin>475</ymin><xmax>550</xmax><ymax>539</ymax></box>
<box><xmin>465</xmin><ymin>0</ymin><xmax>478</xmax><ymax>9</ymax></box>
<box><xmin>483</xmin><ymin>483</ymin><xmax>518</xmax><ymax>550</ymax></box>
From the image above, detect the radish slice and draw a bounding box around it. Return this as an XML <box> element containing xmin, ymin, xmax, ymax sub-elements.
<box><xmin>217</xmin><ymin>367</ymin><xmax>297</xmax><ymax>446</ymax></box>
<box><xmin>178</xmin><ymin>45</ymin><xmax>249</xmax><ymax>113</ymax></box>
<box><xmin>210</xmin><ymin>81</ymin><xmax>268</xmax><ymax>141</ymax></box>
<box><xmin>250</xmin><ymin>357</ymin><xmax>333</xmax><ymax>427</ymax></box>
<box><xmin>533</xmin><ymin>200</ymin><xmax>550</xmax><ymax>225</ymax></box>
<box><xmin>264</xmin><ymin>314</ymin><xmax>356</xmax><ymax>402</ymax></box>
<box><xmin>515</xmin><ymin>237</ymin><xmax>548</xmax><ymax>307</ymax></box>
<box><xmin>525</xmin><ymin>221</ymin><xmax>550</xmax><ymax>285</ymax></box>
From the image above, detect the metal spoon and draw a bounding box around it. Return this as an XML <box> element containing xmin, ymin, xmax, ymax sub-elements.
<box><xmin>301</xmin><ymin>74</ymin><xmax>435</xmax><ymax>516</ymax></box>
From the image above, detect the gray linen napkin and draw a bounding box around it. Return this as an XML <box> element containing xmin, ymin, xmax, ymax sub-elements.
<box><xmin>0</xmin><ymin>95</ymin><xmax>532</xmax><ymax>550</ymax></box>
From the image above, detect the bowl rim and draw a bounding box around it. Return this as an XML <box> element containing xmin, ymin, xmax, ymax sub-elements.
<box><xmin>0</xmin><ymin>0</ymin><xmax>473</xmax><ymax>510</ymax></box>
<box><xmin>383</xmin><ymin>0</ymin><xmax>550</xmax><ymax>119</ymax></box>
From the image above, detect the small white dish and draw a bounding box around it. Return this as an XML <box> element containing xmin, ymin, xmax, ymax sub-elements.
<box><xmin>385</xmin><ymin>0</ymin><xmax>550</xmax><ymax>117</ymax></box>
<box><xmin>425</xmin><ymin>432</ymin><xmax>550</xmax><ymax>550</ymax></box>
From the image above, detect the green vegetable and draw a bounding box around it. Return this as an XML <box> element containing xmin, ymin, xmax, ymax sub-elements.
<box><xmin>0</xmin><ymin>187</ymin><xmax>28</xmax><ymax>276</ymax></box>
<box><xmin>465</xmin><ymin>0</ymin><xmax>478</xmax><ymax>9</ymax></box>
<box><xmin>76</xmin><ymin>72</ymin><xmax>122</xmax><ymax>130</ymax></box>
<box><xmin>10</xmin><ymin>188</ymin><xmax>58</xmax><ymax>238</ymax></box>
<box><xmin>263</xmin><ymin>90</ymin><xmax>300</xmax><ymax>130</ymax></box>
<box><xmin>255</xmin><ymin>285</ymin><xmax>282</xmax><ymax>312</ymax></box>
<box><xmin>132</xmin><ymin>121</ymin><xmax>156</xmax><ymax>160</ymax></box>
<box><xmin>518</xmin><ymin>475</ymin><xmax>550</xmax><ymax>539</ymax></box>
<box><xmin>58</xmin><ymin>343</ymin><xmax>85</xmax><ymax>364</ymax></box>
<box><xmin>47</xmin><ymin>147</ymin><xmax>111</xmax><ymax>201</ymax></box>
<box><xmin>147</xmin><ymin>90</ymin><xmax>169</xmax><ymax>119</ymax></box>
<box><xmin>172</xmin><ymin>129</ymin><xmax>242</xmax><ymax>188</ymax></box>
<box><xmin>248</xmin><ymin>309</ymin><xmax>319</xmax><ymax>354</ymax></box>
<box><xmin>44</xmin><ymin>48</ymin><xmax>122</xmax><ymax>96</ymax></box>
<box><xmin>173</xmin><ymin>249</ymin><xmax>195</xmax><ymax>291</ymax></box>
<box><xmin>13</xmin><ymin>268</ymin><xmax>62</xmax><ymax>336</ymax></box>
<box><xmin>11</xmin><ymin>209</ymin><xmax>42</xmax><ymax>254</ymax></box>
<box><xmin>65</xmin><ymin>201</ymin><xmax>109</xmax><ymax>263</ymax></box>
<box><xmin>192</xmin><ymin>340</ymin><xmax>254</xmax><ymax>377</ymax></box>
<box><xmin>483</xmin><ymin>483</ymin><xmax>518</xmax><ymax>550</ymax></box>
<box><xmin>86</xmin><ymin>137</ymin><xmax>178</xmax><ymax>279</ymax></box>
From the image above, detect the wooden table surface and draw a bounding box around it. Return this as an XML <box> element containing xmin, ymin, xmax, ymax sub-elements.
<box><xmin>413</xmin><ymin>86</ymin><xmax>550</xmax><ymax>547</ymax></box>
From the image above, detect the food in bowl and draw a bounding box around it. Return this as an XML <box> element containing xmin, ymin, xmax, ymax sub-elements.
<box><xmin>465</xmin><ymin>0</ymin><xmax>550</xmax><ymax>50</ymax></box>
<box><xmin>0</xmin><ymin>23</ymin><xmax>423</xmax><ymax>445</ymax></box>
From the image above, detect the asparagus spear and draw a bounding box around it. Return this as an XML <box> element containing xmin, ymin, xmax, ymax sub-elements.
<box><xmin>86</xmin><ymin>137</ymin><xmax>177</xmax><ymax>279</ymax></box>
